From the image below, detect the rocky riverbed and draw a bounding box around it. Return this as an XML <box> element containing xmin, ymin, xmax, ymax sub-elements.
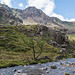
<box><xmin>0</xmin><ymin>58</ymin><xmax>75</xmax><ymax>75</ymax></box>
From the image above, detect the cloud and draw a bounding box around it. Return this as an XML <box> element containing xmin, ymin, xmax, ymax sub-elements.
<box><xmin>65</xmin><ymin>18</ymin><xmax>75</xmax><ymax>22</ymax></box>
<box><xmin>19</xmin><ymin>3</ymin><xmax>24</xmax><ymax>7</ymax></box>
<box><xmin>51</xmin><ymin>13</ymin><xmax>65</xmax><ymax>21</ymax></box>
<box><xmin>51</xmin><ymin>13</ymin><xmax>75</xmax><ymax>22</ymax></box>
<box><xmin>26</xmin><ymin>0</ymin><xmax>55</xmax><ymax>15</ymax></box>
<box><xmin>0</xmin><ymin>0</ymin><xmax>12</xmax><ymax>7</ymax></box>
<box><xmin>26</xmin><ymin>0</ymin><xmax>75</xmax><ymax>22</ymax></box>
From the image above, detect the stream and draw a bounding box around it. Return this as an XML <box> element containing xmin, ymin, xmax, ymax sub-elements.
<box><xmin>0</xmin><ymin>58</ymin><xmax>75</xmax><ymax>75</ymax></box>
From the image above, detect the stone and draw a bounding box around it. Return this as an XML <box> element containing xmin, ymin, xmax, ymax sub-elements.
<box><xmin>51</xmin><ymin>65</ymin><xmax>57</xmax><ymax>69</ymax></box>
<box><xmin>0</xmin><ymin>36</ymin><xmax>6</xmax><ymax>39</ymax></box>
<box><xmin>55</xmin><ymin>55</ymin><xmax>65</xmax><ymax>60</ymax></box>
<box><xmin>73</xmin><ymin>70</ymin><xmax>75</xmax><ymax>73</ymax></box>
<box><xmin>60</xmin><ymin>62</ymin><xmax>63</xmax><ymax>65</ymax></box>
<box><xmin>68</xmin><ymin>68</ymin><xmax>72</xmax><ymax>70</ymax></box>
<box><xmin>73</xmin><ymin>70</ymin><xmax>75</xmax><ymax>75</ymax></box>
<box><xmin>17</xmin><ymin>69</ymin><xmax>23</xmax><ymax>73</ymax></box>
<box><xmin>39</xmin><ymin>67</ymin><xmax>48</xmax><ymax>70</ymax></box>
<box><xmin>14</xmin><ymin>73</ymin><xmax>27</xmax><ymax>75</ymax></box>
<box><xmin>37</xmin><ymin>56</ymin><xmax>52</xmax><ymax>60</ymax></box>
<box><xmin>24</xmin><ymin>65</ymin><xmax>27</xmax><ymax>67</ymax></box>
<box><xmin>66</xmin><ymin>64</ymin><xmax>69</xmax><ymax>67</ymax></box>
<box><xmin>58</xmin><ymin>67</ymin><xmax>61</xmax><ymax>69</ymax></box>
<box><xmin>43</xmin><ymin>67</ymin><xmax>48</xmax><ymax>70</ymax></box>
<box><xmin>61</xmin><ymin>67</ymin><xmax>65</xmax><ymax>70</ymax></box>
<box><xmin>13</xmin><ymin>69</ymin><xmax>16</xmax><ymax>72</ymax></box>
<box><xmin>46</xmin><ymin>71</ymin><xmax>49</xmax><ymax>73</ymax></box>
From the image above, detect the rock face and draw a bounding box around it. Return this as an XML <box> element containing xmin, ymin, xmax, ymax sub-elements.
<box><xmin>21</xmin><ymin>7</ymin><xmax>53</xmax><ymax>25</ymax></box>
<box><xmin>17</xmin><ymin>25</ymin><xmax>69</xmax><ymax>47</ymax></box>
<box><xmin>0</xmin><ymin>7</ymin><xmax>23</xmax><ymax>25</ymax></box>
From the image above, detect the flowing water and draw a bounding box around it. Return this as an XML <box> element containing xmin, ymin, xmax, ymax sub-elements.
<box><xmin>0</xmin><ymin>58</ymin><xmax>75</xmax><ymax>75</ymax></box>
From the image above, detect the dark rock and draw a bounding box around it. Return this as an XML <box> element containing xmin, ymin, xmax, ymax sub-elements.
<box><xmin>60</xmin><ymin>62</ymin><xmax>63</xmax><ymax>65</ymax></box>
<box><xmin>10</xmin><ymin>21</ymin><xmax>15</xmax><ymax>25</ymax></box>
<box><xmin>72</xmin><ymin>54</ymin><xmax>75</xmax><ymax>58</ymax></box>
<box><xmin>37</xmin><ymin>56</ymin><xmax>52</xmax><ymax>60</ymax></box>
<box><xmin>51</xmin><ymin>65</ymin><xmax>57</xmax><ymax>69</ymax></box>
<box><xmin>46</xmin><ymin>71</ymin><xmax>49</xmax><ymax>73</ymax></box>
<box><xmin>54</xmin><ymin>55</ymin><xmax>65</xmax><ymax>60</ymax></box>
<box><xmin>13</xmin><ymin>69</ymin><xmax>16</xmax><ymax>72</ymax></box>
<box><xmin>0</xmin><ymin>36</ymin><xmax>6</xmax><ymax>39</ymax></box>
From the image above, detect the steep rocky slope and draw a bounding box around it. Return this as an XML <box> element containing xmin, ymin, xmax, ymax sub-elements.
<box><xmin>0</xmin><ymin>7</ymin><xmax>23</xmax><ymax>25</ymax></box>
<box><xmin>0</xmin><ymin>25</ymin><xmax>69</xmax><ymax>49</ymax></box>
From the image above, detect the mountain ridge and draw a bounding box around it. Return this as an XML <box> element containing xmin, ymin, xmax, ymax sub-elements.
<box><xmin>0</xmin><ymin>3</ymin><xmax>75</xmax><ymax>32</ymax></box>
<box><xmin>0</xmin><ymin>7</ymin><xmax>23</xmax><ymax>25</ymax></box>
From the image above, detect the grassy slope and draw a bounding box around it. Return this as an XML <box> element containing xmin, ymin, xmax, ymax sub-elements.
<box><xmin>51</xmin><ymin>17</ymin><xmax>75</xmax><ymax>32</ymax></box>
<box><xmin>0</xmin><ymin>25</ymin><xmax>61</xmax><ymax>68</ymax></box>
<box><xmin>68</xmin><ymin>34</ymin><xmax>75</xmax><ymax>40</ymax></box>
<box><xmin>67</xmin><ymin>34</ymin><xmax>75</xmax><ymax>55</ymax></box>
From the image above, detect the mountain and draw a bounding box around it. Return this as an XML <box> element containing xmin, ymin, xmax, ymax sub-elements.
<box><xmin>0</xmin><ymin>3</ymin><xmax>13</xmax><ymax>13</ymax></box>
<box><xmin>50</xmin><ymin>17</ymin><xmax>75</xmax><ymax>28</ymax></box>
<box><xmin>20</xmin><ymin>7</ymin><xmax>55</xmax><ymax>25</ymax></box>
<box><xmin>0</xmin><ymin>3</ymin><xmax>75</xmax><ymax>32</ymax></box>
<box><xmin>0</xmin><ymin>5</ymin><xmax>23</xmax><ymax>25</ymax></box>
<box><xmin>12</xmin><ymin>7</ymin><xmax>65</xmax><ymax>27</ymax></box>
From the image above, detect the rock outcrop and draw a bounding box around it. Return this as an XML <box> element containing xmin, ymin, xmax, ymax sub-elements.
<box><xmin>0</xmin><ymin>7</ymin><xmax>23</xmax><ymax>25</ymax></box>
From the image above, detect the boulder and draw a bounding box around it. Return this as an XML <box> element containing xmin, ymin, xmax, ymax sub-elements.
<box><xmin>14</xmin><ymin>73</ymin><xmax>27</xmax><ymax>75</ymax></box>
<box><xmin>73</xmin><ymin>70</ymin><xmax>75</xmax><ymax>75</ymax></box>
<box><xmin>13</xmin><ymin>69</ymin><xmax>16</xmax><ymax>72</ymax></box>
<box><xmin>54</xmin><ymin>55</ymin><xmax>65</xmax><ymax>60</ymax></box>
<box><xmin>51</xmin><ymin>65</ymin><xmax>57</xmax><ymax>69</ymax></box>
<box><xmin>37</xmin><ymin>56</ymin><xmax>52</xmax><ymax>61</ymax></box>
<box><xmin>61</xmin><ymin>67</ymin><xmax>65</xmax><ymax>70</ymax></box>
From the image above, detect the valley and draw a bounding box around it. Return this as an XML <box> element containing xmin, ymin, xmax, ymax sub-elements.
<box><xmin>0</xmin><ymin>3</ymin><xmax>75</xmax><ymax>75</ymax></box>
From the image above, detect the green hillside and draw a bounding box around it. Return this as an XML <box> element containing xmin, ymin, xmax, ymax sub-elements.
<box><xmin>51</xmin><ymin>17</ymin><xmax>75</xmax><ymax>31</ymax></box>
<box><xmin>0</xmin><ymin>25</ymin><xmax>69</xmax><ymax>68</ymax></box>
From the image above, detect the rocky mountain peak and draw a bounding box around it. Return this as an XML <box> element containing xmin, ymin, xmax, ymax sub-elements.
<box><xmin>23</xmin><ymin>6</ymin><xmax>44</xmax><ymax>17</ymax></box>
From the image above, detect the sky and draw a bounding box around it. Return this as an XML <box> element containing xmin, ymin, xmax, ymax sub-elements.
<box><xmin>0</xmin><ymin>0</ymin><xmax>75</xmax><ymax>22</ymax></box>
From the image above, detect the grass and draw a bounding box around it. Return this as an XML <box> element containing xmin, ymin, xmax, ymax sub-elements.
<box><xmin>68</xmin><ymin>34</ymin><xmax>75</xmax><ymax>41</ymax></box>
<box><xmin>0</xmin><ymin>40</ymin><xmax>61</xmax><ymax>68</ymax></box>
<box><xmin>0</xmin><ymin>25</ymin><xmax>73</xmax><ymax>68</ymax></box>
<box><xmin>0</xmin><ymin>45</ymin><xmax>60</xmax><ymax>68</ymax></box>
<box><xmin>67</xmin><ymin>34</ymin><xmax>75</xmax><ymax>55</ymax></box>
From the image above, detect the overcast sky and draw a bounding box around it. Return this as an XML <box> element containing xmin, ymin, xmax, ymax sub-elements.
<box><xmin>0</xmin><ymin>0</ymin><xmax>75</xmax><ymax>22</ymax></box>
